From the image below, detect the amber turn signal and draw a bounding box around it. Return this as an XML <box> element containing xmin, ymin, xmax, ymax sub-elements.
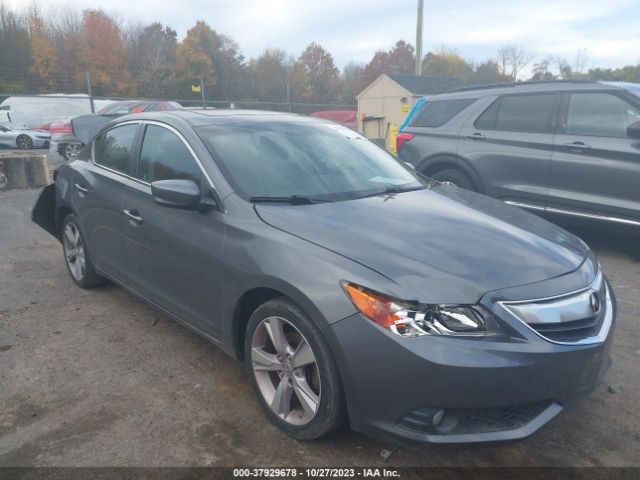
<box><xmin>343</xmin><ymin>283</ymin><xmax>402</xmax><ymax>329</ymax></box>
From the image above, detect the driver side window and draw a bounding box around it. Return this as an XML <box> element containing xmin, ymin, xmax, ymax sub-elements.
<box><xmin>137</xmin><ymin>125</ymin><xmax>203</xmax><ymax>184</ymax></box>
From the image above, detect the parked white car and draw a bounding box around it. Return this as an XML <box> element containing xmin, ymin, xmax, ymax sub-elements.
<box><xmin>0</xmin><ymin>123</ymin><xmax>51</xmax><ymax>149</ymax></box>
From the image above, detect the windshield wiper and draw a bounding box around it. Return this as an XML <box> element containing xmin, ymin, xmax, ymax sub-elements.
<box><xmin>358</xmin><ymin>185</ymin><xmax>429</xmax><ymax>199</ymax></box>
<box><xmin>249</xmin><ymin>195</ymin><xmax>329</xmax><ymax>205</ymax></box>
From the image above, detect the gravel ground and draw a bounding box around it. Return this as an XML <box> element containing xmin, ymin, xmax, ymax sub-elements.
<box><xmin>0</xmin><ymin>186</ymin><xmax>639</xmax><ymax>467</ymax></box>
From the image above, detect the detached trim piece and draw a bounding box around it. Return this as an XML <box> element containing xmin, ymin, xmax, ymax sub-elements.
<box><xmin>504</xmin><ymin>200</ymin><xmax>640</xmax><ymax>227</ymax></box>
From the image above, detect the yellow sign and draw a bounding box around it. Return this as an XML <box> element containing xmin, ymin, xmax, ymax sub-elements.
<box><xmin>191</xmin><ymin>84</ymin><xmax>202</xmax><ymax>93</ymax></box>
<box><xmin>401</xmin><ymin>104</ymin><xmax>410</xmax><ymax>114</ymax></box>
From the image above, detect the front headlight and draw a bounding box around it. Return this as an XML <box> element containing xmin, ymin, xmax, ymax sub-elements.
<box><xmin>343</xmin><ymin>283</ymin><xmax>489</xmax><ymax>337</ymax></box>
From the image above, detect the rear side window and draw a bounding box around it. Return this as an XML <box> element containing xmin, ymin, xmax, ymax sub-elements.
<box><xmin>411</xmin><ymin>99</ymin><xmax>475</xmax><ymax>127</ymax></box>
<box><xmin>566</xmin><ymin>93</ymin><xmax>640</xmax><ymax>138</ymax></box>
<box><xmin>94</xmin><ymin>124</ymin><xmax>138</xmax><ymax>174</ymax></box>
<box><xmin>137</xmin><ymin>125</ymin><xmax>203</xmax><ymax>183</ymax></box>
<box><xmin>475</xmin><ymin>94</ymin><xmax>557</xmax><ymax>133</ymax></box>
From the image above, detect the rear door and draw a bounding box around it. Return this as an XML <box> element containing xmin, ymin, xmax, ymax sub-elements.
<box><xmin>549</xmin><ymin>90</ymin><xmax>640</xmax><ymax>223</ymax></box>
<box><xmin>457</xmin><ymin>92</ymin><xmax>560</xmax><ymax>208</ymax></box>
<box><xmin>122</xmin><ymin>122</ymin><xmax>227</xmax><ymax>335</ymax></box>
<box><xmin>73</xmin><ymin>122</ymin><xmax>140</xmax><ymax>281</ymax></box>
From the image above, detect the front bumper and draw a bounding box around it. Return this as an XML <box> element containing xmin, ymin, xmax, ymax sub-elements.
<box><xmin>324</xmin><ymin>279</ymin><xmax>616</xmax><ymax>444</ymax></box>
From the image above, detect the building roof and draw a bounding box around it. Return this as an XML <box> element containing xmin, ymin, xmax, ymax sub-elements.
<box><xmin>386</xmin><ymin>74</ymin><xmax>462</xmax><ymax>95</ymax></box>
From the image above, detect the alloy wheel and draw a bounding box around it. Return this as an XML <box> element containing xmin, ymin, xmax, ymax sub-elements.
<box><xmin>64</xmin><ymin>142</ymin><xmax>82</xmax><ymax>160</ymax></box>
<box><xmin>63</xmin><ymin>222</ymin><xmax>86</xmax><ymax>282</ymax></box>
<box><xmin>251</xmin><ymin>316</ymin><xmax>321</xmax><ymax>425</ymax></box>
<box><xmin>16</xmin><ymin>135</ymin><xmax>33</xmax><ymax>149</ymax></box>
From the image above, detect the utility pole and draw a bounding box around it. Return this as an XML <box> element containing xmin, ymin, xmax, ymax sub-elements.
<box><xmin>200</xmin><ymin>76</ymin><xmax>206</xmax><ymax>108</ymax></box>
<box><xmin>85</xmin><ymin>71</ymin><xmax>95</xmax><ymax>113</ymax></box>
<box><xmin>415</xmin><ymin>0</ymin><xmax>424</xmax><ymax>76</ymax></box>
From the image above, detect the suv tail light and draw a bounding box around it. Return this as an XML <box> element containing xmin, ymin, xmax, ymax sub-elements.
<box><xmin>396</xmin><ymin>133</ymin><xmax>415</xmax><ymax>153</ymax></box>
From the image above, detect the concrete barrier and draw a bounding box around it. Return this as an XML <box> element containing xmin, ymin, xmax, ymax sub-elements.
<box><xmin>0</xmin><ymin>153</ymin><xmax>50</xmax><ymax>190</ymax></box>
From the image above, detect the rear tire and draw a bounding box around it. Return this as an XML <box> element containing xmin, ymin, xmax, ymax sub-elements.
<box><xmin>245</xmin><ymin>297</ymin><xmax>346</xmax><ymax>440</ymax></box>
<box><xmin>61</xmin><ymin>214</ymin><xmax>106</xmax><ymax>288</ymax></box>
<box><xmin>430</xmin><ymin>168</ymin><xmax>475</xmax><ymax>191</ymax></box>
<box><xmin>63</xmin><ymin>142</ymin><xmax>83</xmax><ymax>161</ymax></box>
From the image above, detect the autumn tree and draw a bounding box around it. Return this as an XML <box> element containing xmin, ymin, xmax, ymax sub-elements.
<box><xmin>423</xmin><ymin>48</ymin><xmax>472</xmax><ymax>81</ymax></box>
<box><xmin>82</xmin><ymin>9</ymin><xmax>128</xmax><ymax>95</ymax></box>
<box><xmin>28</xmin><ymin>9</ymin><xmax>58</xmax><ymax>89</ymax></box>
<box><xmin>291</xmin><ymin>43</ymin><xmax>339</xmax><ymax>104</ymax></box>
<box><xmin>174</xmin><ymin>21</ymin><xmax>217</xmax><ymax>91</ymax></box>
<box><xmin>361</xmin><ymin>40</ymin><xmax>415</xmax><ymax>88</ymax></box>
<box><xmin>247</xmin><ymin>48</ymin><xmax>292</xmax><ymax>102</ymax></box>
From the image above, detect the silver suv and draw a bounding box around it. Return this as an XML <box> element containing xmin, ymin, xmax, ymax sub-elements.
<box><xmin>398</xmin><ymin>80</ymin><xmax>640</xmax><ymax>228</ymax></box>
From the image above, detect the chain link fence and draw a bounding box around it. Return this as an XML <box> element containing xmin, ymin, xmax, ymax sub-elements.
<box><xmin>0</xmin><ymin>91</ymin><xmax>356</xmax><ymax>131</ymax></box>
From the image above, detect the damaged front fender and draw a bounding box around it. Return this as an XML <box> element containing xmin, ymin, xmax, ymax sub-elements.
<box><xmin>31</xmin><ymin>183</ymin><xmax>58</xmax><ymax>239</ymax></box>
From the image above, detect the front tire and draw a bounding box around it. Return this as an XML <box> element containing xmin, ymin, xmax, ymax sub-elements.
<box><xmin>430</xmin><ymin>168</ymin><xmax>475</xmax><ymax>191</ymax></box>
<box><xmin>61</xmin><ymin>214</ymin><xmax>106</xmax><ymax>288</ymax></box>
<box><xmin>16</xmin><ymin>135</ymin><xmax>33</xmax><ymax>149</ymax></box>
<box><xmin>245</xmin><ymin>298</ymin><xmax>346</xmax><ymax>440</ymax></box>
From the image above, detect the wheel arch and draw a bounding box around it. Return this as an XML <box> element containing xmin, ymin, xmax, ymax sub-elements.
<box><xmin>230</xmin><ymin>278</ymin><xmax>329</xmax><ymax>360</ymax></box>
<box><xmin>418</xmin><ymin>154</ymin><xmax>486</xmax><ymax>194</ymax></box>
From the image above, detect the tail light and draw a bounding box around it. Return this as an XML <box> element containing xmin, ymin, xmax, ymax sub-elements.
<box><xmin>396</xmin><ymin>133</ymin><xmax>415</xmax><ymax>153</ymax></box>
<box><xmin>50</xmin><ymin>120</ymin><xmax>73</xmax><ymax>139</ymax></box>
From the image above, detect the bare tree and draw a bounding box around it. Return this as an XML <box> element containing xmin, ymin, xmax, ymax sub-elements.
<box><xmin>574</xmin><ymin>48</ymin><xmax>590</xmax><ymax>74</ymax></box>
<box><xmin>496</xmin><ymin>45</ymin><xmax>536</xmax><ymax>80</ymax></box>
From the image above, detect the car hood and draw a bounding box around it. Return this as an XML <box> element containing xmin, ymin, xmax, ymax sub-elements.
<box><xmin>255</xmin><ymin>185</ymin><xmax>589</xmax><ymax>304</ymax></box>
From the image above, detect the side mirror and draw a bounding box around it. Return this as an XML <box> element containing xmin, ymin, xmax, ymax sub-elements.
<box><xmin>627</xmin><ymin>120</ymin><xmax>640</xmax><ymax>139</ymax></box>
<box><xmin>151</xmin><ymin>179</ymin><xmax>202</xmax><ymax>209</ymax></box>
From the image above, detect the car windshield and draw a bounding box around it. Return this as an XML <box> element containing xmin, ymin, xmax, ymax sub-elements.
<box><xmin>195</xmin><ymin>120</ymin><xmax>425</xmax><ymax>201</ymax></box>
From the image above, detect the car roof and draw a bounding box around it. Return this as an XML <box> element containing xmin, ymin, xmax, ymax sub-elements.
<box><xmin>115</xmin><ymin>109</ymin><xmax>328</xmax><ymax>127</ymax></box>
<box><xmin>435</xmin><ymin>80</ymin><xmax>629</xmax><ymax>100</ymax></box>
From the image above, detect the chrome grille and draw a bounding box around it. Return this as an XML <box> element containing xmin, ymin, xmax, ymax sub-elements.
<box><xmin>501</xmin><ymin>270</ymin><xmax>612</xmax><ymax>345</ymax></box>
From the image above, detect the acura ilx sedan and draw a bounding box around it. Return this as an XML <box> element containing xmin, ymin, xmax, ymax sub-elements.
<box><xmin>32</xmin><ymin>110</ymin><xmax>616</xmax><ymax>443</ymax></box>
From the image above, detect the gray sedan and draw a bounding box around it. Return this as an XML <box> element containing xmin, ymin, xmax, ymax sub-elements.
<box><xmin>0</xmin><ymin>123</ymin><xmax>51</xmax><ymax>149</ymax></box>
<box><xmin>32</xmin><ymin>110</ymin><xmax>615</xmax><ymax>444</ymax></box>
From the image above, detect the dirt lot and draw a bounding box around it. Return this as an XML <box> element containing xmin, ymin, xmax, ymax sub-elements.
<box><xmin>0</xmin><ymin>187</ymin><xmax>639</xmax><ymax>467</ymax></box>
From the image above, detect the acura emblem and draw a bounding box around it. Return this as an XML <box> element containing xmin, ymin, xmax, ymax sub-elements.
<box><xmin>589</xmin><ymin>291</ymin><xmax>601</xmax><ymax>314</ymax></box>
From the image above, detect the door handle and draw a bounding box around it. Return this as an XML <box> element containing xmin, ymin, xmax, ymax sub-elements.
<box><xmin>74</xmin><ymin>183</ymin><xmax>88</xmax><ymax>194</ymax></box>
<box><xmin>123</xmin><ymin>209</ymin><xmax>143</xmax><ymax>225</ymax></box>
<box><xmin>467</xmin><ymin>132</ymin><xmax>486</xmax><ymax>140</ymax></box>
<box><xmin>564</xmin><ymin>141</ymin><xmax>592</xmax><ymax>152</ymax></box>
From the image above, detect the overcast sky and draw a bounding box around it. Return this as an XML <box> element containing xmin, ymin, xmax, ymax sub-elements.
<box><xmin>7</xmin><ymin>0</ymin><xmax>640</xmax><ymax>74</ymax></box>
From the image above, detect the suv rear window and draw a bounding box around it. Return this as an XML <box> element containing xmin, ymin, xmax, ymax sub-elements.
<box><xmin>475</xmin><ymin>94</ymin><xmax>557</xmax><ymax>133</ymax></box>
<box><xmin>410</xmin><ymin>99</ymin><xmax>475</xmax><ymax>127</ymax></box>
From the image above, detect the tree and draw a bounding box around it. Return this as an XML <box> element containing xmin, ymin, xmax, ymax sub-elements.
<box><xmin>174</xmin><ymin>21</ymin><xmax>218</xmax><ymax>90</ymax></box>
<box><xmin>422</xmin><ymin>48</ymin><xmax>472</xmax><ymax>81</ymax></box>
<box><xmin>530</xmin><ymin>57</ymin><xmax>556</xmax><ymax>80</ymax></box>
<box><xmin>82</xmin><ymin>9</ymin><xmax>128</xmax><ymax>95</ymax></box>
<box><xmin>338</xmin><ymin>61</ymin><xmax>363</xmax><ymax>104</ymax></box>
<box><xmin>125</xmin><ymin>22</ymin><xmax>177</xmax><ymax>96</ymax></box>
<box><xmin>247</xmin><ymin>48</ymin><xmax>292</xmax><ymax>102</ymax></box>
<box><xmin>291</xmin><ymin>42</ymin><xmax>339</xmax><ymax>104</ymax></box>
<box><xmin>0</xmin><ymin>3</ymin><xmax>32</xmax><ymax>88</ymax></box>
<box><xmin>28</xmin><ymin>11</ymin><xmax>58</xmax><ymax>89</ymax></box>
<box><xmin>468</xmin><ymin>60</ymin><xmax>510</xmax><ymax>85</ymax></box>
<box><xmin>496</xmin><ymin>45</ymin><xmax>535</xmax><ymax>80</ymax></box>
<box><xmin>361</xmin><ymin>40</ymin><xmax>415</xmax><ymax>88</ymax></box>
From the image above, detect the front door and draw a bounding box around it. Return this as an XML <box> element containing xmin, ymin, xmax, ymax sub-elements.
<box><xmin>457</xmin><ymin>93</ymin><xmax>559</xmax><ymax>208</ymax></box>
<box><xmin>122</xmin><ymin>123</ymin><xmax>226</xmax><ymax>335</ymax></box>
